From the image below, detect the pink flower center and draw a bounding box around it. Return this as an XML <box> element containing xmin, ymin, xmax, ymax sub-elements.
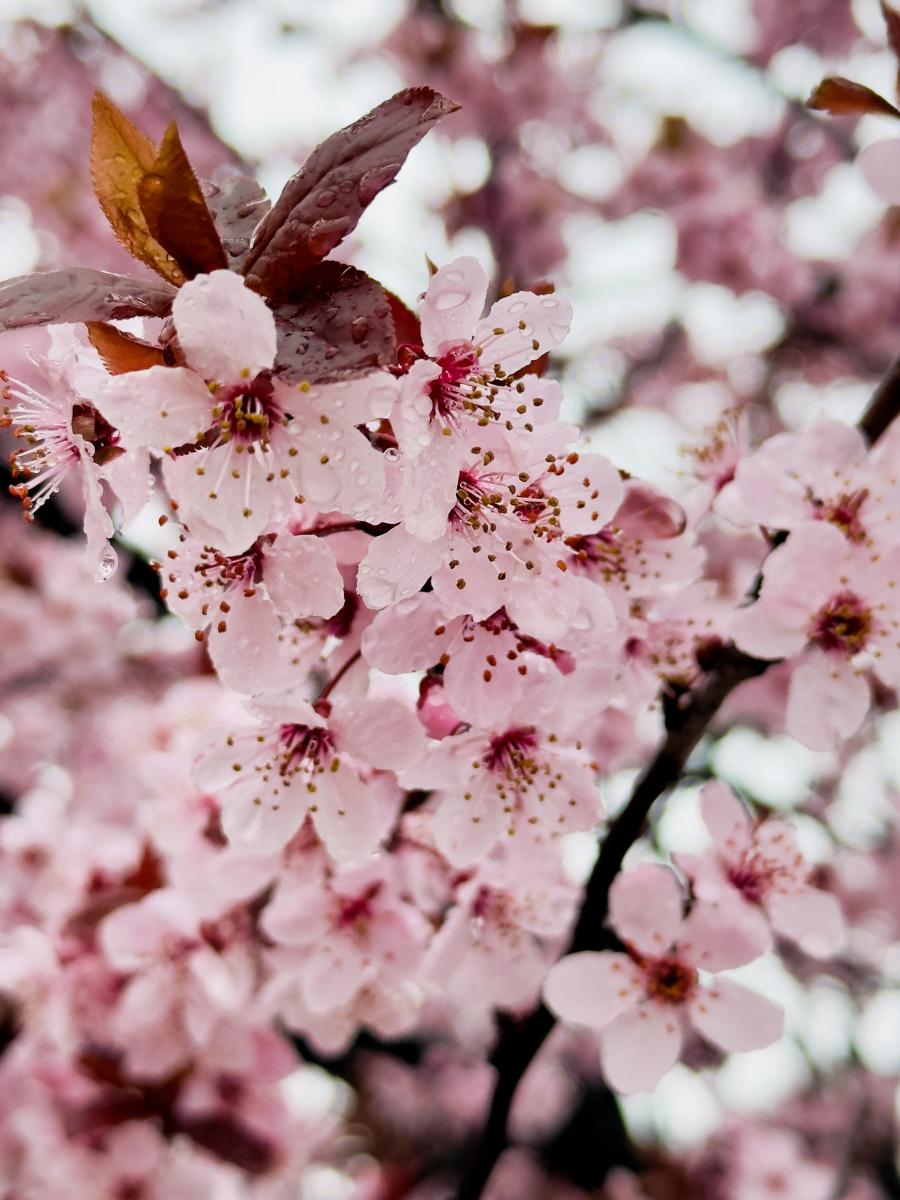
<box><xmin>428</xmin><ymin>343</ymin><xmax>485</xmax><ymax>423</ymax></box>
<box><xmin>814</xmin><ymin>489</ymin><xmax>868</xmax><ymax>542</ymax></box>
<box><xmin>643</xmin><ymin>954</ymin><xmax>698</xmax><ymax>1005</ymax></box>
<box><xmin>336</xmin><ymin>881</ymin><xmax>383</xmax><ymax>934</ymax></box>
<box><xmin>482</xmin><ymin>726</ymin><xmax>539</xmax><ymax>774</ymax></box>
<box><xmin>215</xmin><ymin>377</ymin><xmax>282</xmax><ymax>447</ymax></box>
<box><xmin>727</xmin><ymin>861</ymin><xmax>766</xmax><ymax>904</ymax></box>
<box><xmin>194</xmin><ymin>539</ymin><xmax>268</xmax><ymax>592</ymax></box>
<box><xmin>278</xmin><ymin>724</ymin><xmax>335</xmax><ymax>776</ymax></box>
<box><xmin>810</xmin><ymin>590</ymin><xmax>871</xmax><ymax>655</ymax></box>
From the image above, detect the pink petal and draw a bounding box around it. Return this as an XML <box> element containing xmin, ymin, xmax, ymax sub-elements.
<box><xmin>689</xmin><ymin>978</ymin><xmax>783</xmax><ymax>1052</ymax></box>
<box><xmin>207</xmin><ymin>591</ymin><xmax>282</xmax><ymax>695</ymax></box>
<box><xmin>330</xmin><ymin>696</ymin><xmax>424</xmax><ymax>771</ymax></box>
<box><xmin>361</xmin><ymin>593</ymin><xmax>456</xmax><ymax>673</ymax></box>
<box><xmin>301</xmin><ymin>940</ymin><xmax>366</xmax><ymax>1014</ymax></box>
<box><xmin>99</xmin><ymin>365</ymin><xmax>212</xmax><ymax>451</ymax></box>
<box><xmin>161</xmin><ymin>443</ymin><xmax>276</xmax><ymax>557</ymax></box>
<box><xmin>309</xmin><ymin>768</ymin><xmax>383</xmax><ymax>862</ymax></box>
<box><xmin>420</xmin><ymin>257</ymin><xmax>489</xmax><ymax>355</ymax></box>
<box><xmin>172</xmin><ymin>270</ymin><xmax>276</xmax><ymax>384</ymax></box>
<box><xmin>400</xmin><ymin>442</ymin><xmax>462</xmax><ymax>542</ymax></box>
<box><xmin>431</xmin><ymin>774</ymin><xmax>509</xmax><ymax>866</ymax></box>
<box><xmin>263</xmin><ymin>535</ymin><xmax>344</xmax><ymax>620</ymax></box>
<box><xmin>678</xmin><ymin>898</ymin><xmax>770</xmax><ymax>972</ymax></box>
<box><xmin>220</xmin><ymin>777</ymin><xmax>309</xmax><ymax>855</ymax></box>
<box><xmin>357</xmin><ymin>525</ymin><xmax>446</xmax><ymax>609</ymax></box>
<box><xmin>543</xmin><ymin>951</ymin><xmax>642</xmax><ymax>1030</ymax></box>
<box><xmin>600</xmin><ymin>1002</ymin><xmax>683</xmax><ymax>1094</ymax></box>
<box><xmin>786</xmin><ymin>651</ymin><xmax>870</xmax><ymax>751</ymax></box>
<box><xmin>609</xmin><ymin>864</ymin><xmax>684</xmax><ymax>957</ymax></box>
<box><xmin>764</xmin><ymin>887</ymin><xmax>845</xmax><ymax>958</ymax></box>
<box><xmin>474</xmin><ymin>290</ymin><xmax>573</xmax><ymax>377</ymax></box>
<box><xmin>759</xmin><ymin>521</ymin><xmax>847</xmax><ymax>629</ymax></box>
<box><xmin>700</xmin><ymin>780</ymin><xmax>752</xmax><ymax>861</ymax></box>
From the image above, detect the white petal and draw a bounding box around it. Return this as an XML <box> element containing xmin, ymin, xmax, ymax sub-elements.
<box><xmin>543</xmin><ymin>951</ymin><xmax>642</xmax><ymax>1030</ymax></box>
<box><xmin>600</xmin><ymin>1002</ymin><xmax>682</xmax><ymax>1094</ymax></box>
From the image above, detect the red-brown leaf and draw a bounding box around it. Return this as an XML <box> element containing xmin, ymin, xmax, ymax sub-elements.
<box><xmin>205</xmin><ymin>175</ymin><xmax>271</xmax><ymax>271</ymax></box>
<box><xmin>807</xmin><ymin>76</ymin><xmax>900</xmax><ymax>119</ymax></box>
<box><xmin>86</xmin><ymin>321</ymin><xmax>166</xmax><ymax>374</ymax></box>
<box><xmin>271</xmin><ymin>262</ymin><xmax>395</xmax><ymax>385</ymax></box>
<box><xmin>243</xmin><ymin>88</ymin><xmax>460</xmax><ymax>302</ymax></box>
<box><xmin>138</xmin><ymin>122</ymin><xmax>228</xmax><ymax>279</ymax></box>
<box><xmin>0</xmin><ymin>268</ymin><xmax>176</xmax><ymax>332</ymax></box>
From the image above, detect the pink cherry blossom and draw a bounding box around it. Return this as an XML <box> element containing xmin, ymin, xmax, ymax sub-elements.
<box><xmin>191</xmin><ymin>693</ymin><xmax>422</xmax><ymax>860</ymax></box>
<box><xmin>160</xmin><ymin>524</ymin><xmax>344</xmax><ymax>694</ymax></box>
<box><xmin>543</xmin><ymin>864</ymin><xmax>781</xmax><ymax>1093</ymax></box>
<box><xmin>731</xmin><ymin>521</ymin><xmax>900</xmax><ymax>749</ymax></box>
<box><xmin>390</xmin><ymin>257</ymin><xmax>571</xmax><ymax>541</ymax></box>
<box><xmin>675</xmin><ymin>781</ymin><xmax>844</xmax><ymax>958</ymax></box>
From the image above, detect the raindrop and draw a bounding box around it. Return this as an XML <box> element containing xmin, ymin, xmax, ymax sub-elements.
<box><xmin>445</xmin><ymin>271</ymin><xmax>463</xmax><ymax>282</ymax></box>
<box><xmin>541</xmin><ymin>298</ymin><xmax>559</xmax><ymax>308</ymax></box>
<box><xmin>417</xmin><ymin>431</ymin><xmax>432</xmax><ymax>447</ymax></box>
<box><xmin>550</xmin><ymin>324</ymin><xmax>568</xmax><ymax>340</ymax></box>
<box><xmin>435</xmin><ymin>291</ymin><xmax>467</xmax><ymax>311</ymax></box>
<box><xmin>509</xmin><ymin>301</ymin><xmax>527</xmax><ymax>313</ymax></box>
<box><xmin>97</xmin><ymin>547</ymin><xmax>117</xmax><ymax>581</ymax></box>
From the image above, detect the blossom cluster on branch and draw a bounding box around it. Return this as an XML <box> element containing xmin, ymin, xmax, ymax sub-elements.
<box><xmin>2</xmin><ymin>4</ymin><xmax>900</xmax><ymax>1200</ymax></box>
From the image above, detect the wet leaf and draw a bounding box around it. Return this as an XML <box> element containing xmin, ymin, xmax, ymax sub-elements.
<box><xmin>205</xmin><ymin>175</ymin><xmax>271</xmax><ymax>271</ymax></box>
<box><xmin>243</xmin><ymin>87</ymin><xmax>460</xmax><ymax>301</ymax></box>
<box><xmin>138</xmin><ymin>122</ymin><xmax>229</xmax><ymax>279</ymax></box>
<box><xmin>807</xmin><ymin>77</ymin><xmax>900</xmax><ymax>119</ymax></box>
<box><xmin>272</xmin><ymin>261</ymin><xmax>395</xmax><ymax>384</ymax></box>
<box><xmin>90</xmin><ymin>92</ymin><xmax>185</xmax><ymax>286</ymax></box>
<box><xmin>0</xmin><ymin>268</ymin><xmax>176</xmax><ymax>332</ymax></box>
<box><xmin>86</xmin><ymin>321</ymin><xmax>167</xmax><ymax>374</ymax></box>
<box><xmin>384</xmin><ymin>289</ymin><xmax>421</xmax><ymax>351</ymax></box>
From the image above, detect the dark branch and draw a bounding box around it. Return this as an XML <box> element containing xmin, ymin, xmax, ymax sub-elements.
<box><xmin>859</xmin><ymin>350</ymin><xmax>900</xmax><ymax>445</ymax></box>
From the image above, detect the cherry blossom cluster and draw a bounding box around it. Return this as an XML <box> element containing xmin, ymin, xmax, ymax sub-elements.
<box><xmin>2</xmin><ymin>3</ymin><xmax>900</xmax><ymax>1199</ymax></box>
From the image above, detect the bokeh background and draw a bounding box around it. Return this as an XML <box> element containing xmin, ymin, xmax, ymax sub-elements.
<box><xmin>3</xmin><ymin>0</ymin><xmax>900</xmax><ymax>1191</ymax></box>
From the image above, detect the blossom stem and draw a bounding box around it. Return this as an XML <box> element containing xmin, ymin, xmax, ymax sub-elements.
<box><xmin>315</xmin><ymin>649</ymin><xmax>363</xmax><ymax>708</ymax></box>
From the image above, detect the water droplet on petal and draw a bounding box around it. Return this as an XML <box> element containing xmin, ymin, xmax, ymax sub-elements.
<box><xmin>445</xmin><ymin>271</ymin><xmax>463</xmax><ymax>282</ymax></box>
<box><xmin>417</xmin><ymin>431</ymin><xmax>432</xmax><ymax>447</ymax></box>
<box><xmin>435</xmin><ymin>291</ymin><xmax>468</xmax><ymax>311</ymax></box>
<box><xmin>97</xmin><ymin>547</ymin><xmax>117</xmax><ymax>581</ymax></box>
<box><xmin>541</xmin><ymin>298</ymin><xmax>559</xmax><ymax>308</ymax></box>
<box><xmin>509</xmin><ymin>301</ymin><xmax>527</xmax><ymax>313</ymax></box>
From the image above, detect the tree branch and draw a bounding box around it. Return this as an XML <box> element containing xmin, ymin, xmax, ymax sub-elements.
<box><xmin>859</xmin><ymin>350</ymin><xmax>900</xmax><ymax>445</ymax></box>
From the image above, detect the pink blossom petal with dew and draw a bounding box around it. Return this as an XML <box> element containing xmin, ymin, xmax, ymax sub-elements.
<box><xmin>700</xmin><ymin>780</ymin><xmax>752</xmax><ymax>861</ymax></box>
<box><xmin>191</xmin><ymin>726</ymin><xmax>268</xmax><ymax>793</ymax></box>
<box><xmin>173</xmin><ymin>270</ymin><xmax>276</xmax><ymax>384</ymax></box>
<box><xmin>401</xmin><ymin>440</ymin><xmax>463</xmax><ymax>542</ymax></box>
<box><xmin>220</xmin><ymin>775</ymin><xmax>310</xmax><ymax>856</ymax></box>
<box><xmin>764</xmin><ymin>887</ymin><xmax>845</xmax><ymax>958</ymax></box>
<box><xmin>543</xmin><ymin>951</ymin><xmax>642</xmax><ymax>1030</ymax></box>
<box><xmin>162</xmin><ymin>444</ymin><xmax>276</xmax><ymax>557</ymax></box>
<box><xmin>432</xmin><ymin>772</ymin><xmax>509</xmax><ymax>867</ymax></box>
<box><xmin>679</xmin><ymin>897</ymin><xmax>770</xmax><ymax>972</ymax></box>
<box><xmin>859</xmin><ymin>139</ymin><xmax>900</xmax><ymax>205</ymax></box>
<box><xmin>308</xmin><ymin>768</ymin><xmax>383</xmax><ymax>862</ymax></box>
<box><xmin>609</xmin><ymin>864</ymin><xmax>684</xmax><ymax>957</ymax></box>
<box><xmin>330</xmin><ymin>696</ymin><xmax>424</xmax><ymax>772</ymax></box>
<box><xmin>786</xmin><ymin>651</ymin><xmax>870</xmax><ymax>751</ymax></box>
<box><xmin>357</xmin><ymin>524</ymin><xmax>446</xmax><ymax>609</ymax></box>
<box><xmin>393</xmin><ymin>358</ymin><xmax>443</xmax><ymax>458</ymax></box>
<box><xmin>600</xmin><ymin>1002</ymin><xmax>683</xmax><ymax>1094</ymax></box>
<box><xmin>99</xmin><ymin>365</ymin><xmax>212</xmax><ymax>452</ymax></box>
<box><xmin>474</xmin><ymin>289</ymin><xmax>573</xmax><ymax>377</ymax></box>
<box><xmin>263</xmin><ymin>535</ymin><xmax>344</xmax><ymax>620</ymax></box>
<box><xmin>361</xmin><ymin>592</ymin><xmax>457</xmax><ymax>674</ymax></box>
<box><xmin>689</xmin><ymin>978</ymin><xmax>783</xmax><ymax>1052</ymax></box>
<box><xmin>207</xmin><ymin>591</ymin><xmax>282</xmax><ymax>695</ymax></box>
<box><xmin>420</xmin><ymin>257</ymin><xmax>489</xmax><ymax>355</ymax></box>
